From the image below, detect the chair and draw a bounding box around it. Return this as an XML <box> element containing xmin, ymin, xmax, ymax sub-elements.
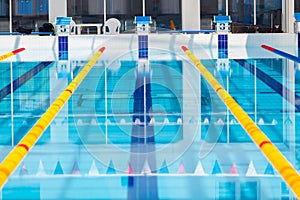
<box><xmin>103</xmin><ymin>18</ymin><xmax>121</xmax><ymax>35</ymax></box>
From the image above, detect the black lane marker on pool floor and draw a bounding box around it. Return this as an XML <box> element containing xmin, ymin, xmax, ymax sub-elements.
<box><xmin>234</xmin><ymin>59</ymin><xmax>300</xmax><ymax>111</ymax></box>
<box><xmin>0</xmin><ymin>61</ymin><xmax>52</xmax><ymax>101</ymax></box>
<box><xmin>128</xmin><ymin>68</ymin><xmax>158</xmax><ymax>200</ymax></box>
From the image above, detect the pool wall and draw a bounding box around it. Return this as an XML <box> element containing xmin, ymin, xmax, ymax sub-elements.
<box><xmin>0</xmin><ymin>33</ymin><xmax>297</xmax><ymax>61</ymax></box>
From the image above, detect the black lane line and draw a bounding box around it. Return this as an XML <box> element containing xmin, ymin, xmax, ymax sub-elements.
<box><xmin>128</xmin><ymin>68</ymin><xmax>158</xmax><ymax>200</ymax></box>
<box><xmin>0</xmin><ymin>61</ymin><xmax>53</xmax><ymax>144</ymax></box>
<box><xmin>0</xmin><ymin>61</ymin><xmax>52</xmax><ymax>102</ymax></box>
<box><xmin>234</xmin><ymin>59</ymin><xmax>300</xmax><ymax>111</ymax></box>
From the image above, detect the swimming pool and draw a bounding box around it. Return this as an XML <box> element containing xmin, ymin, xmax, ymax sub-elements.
<box><xmin>0</xmin><ymin>34</ymin><xmax>299</xmax><ymax>199</ymax></box>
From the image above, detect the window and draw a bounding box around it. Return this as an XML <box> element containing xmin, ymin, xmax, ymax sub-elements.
<box><xmin>36</xmin><ymin>0</ymin><xmax>48</xmax><ymax>15</ymax></box>
<box><xmin>0</xmin><ymin>0</ymin><xmax>7</xmax><ymax>16</ymax></box>
<box><xmin>296</xmin><ymin>0</ymin><xmax>300</xmax><ymax>12</ymax></box>
<box><xmin>17</xmin><ymin>0</ymin><xmax>33</xmax><ymax>15</ymax></box>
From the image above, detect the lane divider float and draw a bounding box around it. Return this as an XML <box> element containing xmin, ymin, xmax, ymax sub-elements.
<box><xmin>0</xmin><ymin>48</ymin><xmax>25</xmax><ymax>62</ymax></box>
<box><xmin>181</xmin><ymin>45</ymin><xmax>300</xmax><ymax>198</ymax></box>
<box><xmin>261</xmin><ymin>44</ymin><xmax>300</xmax><ymax>63</ymax></box>
<box><xmin>0</xmin><ymin>47</ymin><xmax>105</xmax><ymax>189</ymax></box>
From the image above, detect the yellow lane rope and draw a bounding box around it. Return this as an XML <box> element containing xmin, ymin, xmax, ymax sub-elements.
<box><xmin>181</xmin><ymin>45</ymin><xmax>300</xmax><ymax>198</ymax></box>
<box><xmin>0</xmin><ymin>47</ymin><xmax>105</xmax><ymax>189</ymax></box>
<box><xmin>0</xmin><ymin>48</ymin><xmax>25</xmax><ymax>61</ymax></box>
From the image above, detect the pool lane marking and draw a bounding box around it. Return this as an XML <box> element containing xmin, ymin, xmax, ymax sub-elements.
<box><xmin>0</xmin><ymin>47</ymin><xmax>106</xmax><ymax>189</ymax></box>
<box><xmin>0</xmin><ymin>61</ymin><xmax>53</xmax><ymax>101</ymax></box>
<box><xmin>233</xmin><ymin>59</ymin><xmax>300</xmax><ymax>111</ymax></box>
<box><xmin>182</xmin><ymin>45</ymin><xmax>300</xmax><ymax>198</ymax></box>
<box><xmin>0</xmin><ymin>48</ymin><xmax>25</xmax><ymax>62</ymax></box>
<box><xmin>129</xmin><ymin>32</ymin><xmax>158</xmax><ymax>199</ymax></box>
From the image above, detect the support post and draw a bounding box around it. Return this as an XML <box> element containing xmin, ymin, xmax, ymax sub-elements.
<box><xmin>181</xmin><ymin>0</ymin><xmax>200</xmax><ymax>30</ymax></box>
<box><xmin>49</xmin><ymin>0</ymin><xmax>67</xmax><ymax>23</ymax></box>
<box><xmin>282</xmin><ymin>0</ymin><xmax>294</xmax><ymax>33</ymax></box>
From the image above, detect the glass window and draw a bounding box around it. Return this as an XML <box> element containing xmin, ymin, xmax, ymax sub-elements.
<box><xmin>153</xmin><ymin>0</ymin><xmax>181</xmax><ymax>30</ymax></box>
<box><xmin>67</xmin><ymin>0</ymin><xmax>104</xmax><ymax>34</ymax></box>
<box><xmin>11</xmin><ymin>0</ymin><xmax>49</xmax><ymax>32</ymax></box>
<box><xmin>17</xmin><ymin>0</ymin><xmax>33</xmax><ymax>15</ymax></box>
<box><xmin>228</xmin><ymin>0</ymin><xmax>253</xmax><ymax>25</ymax></box>
<box><xmin>256</xmin><ymin>0</ymin><xmax>281</xmax><ymax>29</ymax></box>
<box><xmin>296</xmin><ymin>1</ymin><xmax>300</xmax><ymax>12</ymax></box>
<box><xmin>229</xmin><ymin>0</ymin><xmax>282</xmax><ymax>33</ymax></box>
<box><xmin>0</xmin><ymin>0</ymin><xmax>9</xmax><ymax>31</ymax></box>
<box><xmin>66</xmin><ymin>0</ymin><xmax>181</xmax><ymax>33</ymax></box>
<box><xmin>0</xmin><ymin>0</ymin><xmax>288</xmax><ymax>33</ymax></box>
<box><xmin>36</xmin><ymin>0</ymin><xmax>48</xmax><ymax>15</ymax></box>
<box><xmin>201</xmin><ymin>0</ymin><xmax>218</xmax><ymax>29</ymax></box>
<box><xmin>0</xmin><ymin>0</ymin><xmax>49</xmax><ymax>31</ymax></box>
<box><xmin>0</xmin><ymin>0</ymin><xmax>8</xmax><ymax>16</ymax></box>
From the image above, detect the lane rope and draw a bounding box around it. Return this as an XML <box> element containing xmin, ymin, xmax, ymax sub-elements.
<box><xmin>181</xmin><ymin>45</ymin><xmax>300</xmax><ymax>198</ymax></box>
<box><xmin>0</xmin><ymin>48</ymin><xmax>25</xmax><ymax>62</ymax></box>
<box><xmin>0</xmin><ymin>47</ymin><xmax>105</xmax><ymax>189</ymax></box>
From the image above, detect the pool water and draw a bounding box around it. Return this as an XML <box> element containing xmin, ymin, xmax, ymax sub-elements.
<box><xmin>0</xmin><ymin>52</ymin><xmax>299</xmax><ymax>199</ymax></box>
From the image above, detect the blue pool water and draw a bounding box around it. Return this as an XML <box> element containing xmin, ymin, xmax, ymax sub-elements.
<box><xmin>0</xmin><ymin>52</ymin><xmax>299</xmax><ymax>199</ymax></box>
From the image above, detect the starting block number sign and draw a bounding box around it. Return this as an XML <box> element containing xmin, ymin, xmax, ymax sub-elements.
<box><xmin>213</xmin><ymin>16</ymin><xmax>231</xmax><ymax>33</ymax></box>
<box><xmin>55</xmin><ymin>17</ymin><xmax>72</xmax><ymax>35</ymax></box>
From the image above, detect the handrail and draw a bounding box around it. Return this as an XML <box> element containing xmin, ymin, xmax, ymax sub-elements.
<box><xmin>0</xmin><ymin>47</ymin><xmax>105</xmax><ymax>189</ymax></box>
<box><xmin>0</xmin><ymin>48</ymin><xmax>25</xmax><ymax>62</ymax></box>
<box><xmin>181</xmin><ymin>45</ymin><xmax>300</xmax><ymax>198</ymax></box>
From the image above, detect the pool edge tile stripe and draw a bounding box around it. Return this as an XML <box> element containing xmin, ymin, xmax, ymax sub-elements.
<box><xmin>0</xmin><ymin>47</ymin><xmax>25</xmax><ymax>62</ymax></box>
<box><xmin>58</xmin><ymin>36</ymin><xmax>69</xmax><ymax>60</ymax></box>
<box><xmin>0</xmin><ymin>46</ymin><xmax>106</xmax><ymax>189</ymax></box>
<box><xmin>218</xmin><ymin>34</ymin><xmax>228</xmax><ymax>59</ymax></box>
<box><xmin>182</xmin><ymin>45</ymin><xmax>300</xmax><ymax>198</ymax></box>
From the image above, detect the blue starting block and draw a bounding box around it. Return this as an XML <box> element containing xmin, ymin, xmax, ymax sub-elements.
<box><xmin>213</xmin><ymin>16</ymin><xmax>231</xmax><ymax>33</ymax></box>
<box><xmin>134</xmin><ymin>16</ymin><xmax>152</xmax><ymax>33</ymax></box>
<box><xmin>55</xmin><ymin>17</ymin><xmax>72</xmax><ymax>35</ymax></box>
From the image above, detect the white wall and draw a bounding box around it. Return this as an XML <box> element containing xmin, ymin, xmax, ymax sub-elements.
<box><xmin>282</xmin><ymin>0</ymin><xmax>295</xmax><ymax>33</ymax></box>
<box><xmin>0</xmin><ymin>33</ymin><xmax>297</xmax><ymax>62</ymax></box>
<box><xmin>49</xmin><ymin>0</ymin><xmax>67</xmax><ymax>24</ymax></box>
<box><xmin>181</xmin><ymin>0</ymin><xmax>201</xmax><ymax>30</ymax></box>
